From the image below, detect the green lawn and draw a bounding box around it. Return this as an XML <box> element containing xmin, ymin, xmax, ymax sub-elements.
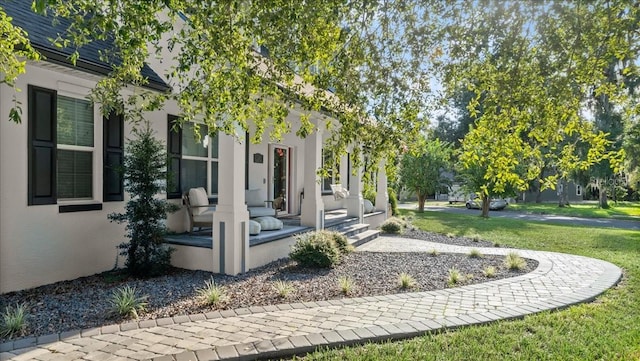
<box><xmin>300</xmin><ymin>211</ymin><xmax>640</xmax><ymax>360</ymax></box>
<box><xmin>505</xmin><ymin>201</ymin><xmax>640</xmax><ymax>219</ymax></box>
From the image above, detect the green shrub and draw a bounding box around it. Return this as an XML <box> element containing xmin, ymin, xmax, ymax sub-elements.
<box><xmin>197</xmin><ymin>279</ymin><xmax>228</xmax><ymax>306</ymax></box>
<box><xmin>380</xmin><ymin>218</ymin><xmax>403</xmax><ymax>234</ymax></box>
<box><xmin>322</xmin><ymin>230</ymin><xmax>353</xmax><ymax>255</ymax></box>
<box><xmin>0</xmin><ymin>303</ymin><xmax>28</xmax><ymax>338</ymax></box>
<box><xmin>388</xmin><ymin>187</ymin><xmax>399</xmax><ymax>216</ymax></box>
<box><xmin>109</xmin><ymin>286</ymin><xmax>148</xmax><ymax>318</ymax></box>
<box><xmin>363</xmin><ymin>183</ymin><xmax>377</xmax><ymax>204</ymax></box>
<box><xmin>108</xmin><ymin>124</ymin><xmax>178</xmax><ymax>277</ymax></box>
<box><xmin>290</xmin><ymin>231</ymin><xmax>343</xmax><ymax>268</ymax></box>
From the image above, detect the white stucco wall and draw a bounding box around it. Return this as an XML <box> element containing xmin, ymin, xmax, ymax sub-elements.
<box><xmin>0</xmin><ymin>63</ymin><xmax>182</xmax><ymax>293</ymax></box>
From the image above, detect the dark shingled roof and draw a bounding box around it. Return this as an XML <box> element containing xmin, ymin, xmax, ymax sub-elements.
<box><xmin>2</xmin><ymin>0</ymin><xmax>170</xmax><ymax>92</ymax></box>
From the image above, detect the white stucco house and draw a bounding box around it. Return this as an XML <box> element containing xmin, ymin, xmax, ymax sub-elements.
<box><xmin>0</xmin><ymin>3</ymin><xmax>388</xmax><ymax>294</ymax></box>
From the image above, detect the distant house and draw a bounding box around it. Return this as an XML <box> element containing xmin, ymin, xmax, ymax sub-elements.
<box><xmin>0</xmin><ymin>3</ymin><xmax>388</xmax><ymax>293</ymax></box>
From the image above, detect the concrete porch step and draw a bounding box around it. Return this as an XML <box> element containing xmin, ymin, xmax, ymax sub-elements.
<box><xmin>335</xmin><ymin>223</ymin><xmax>370</xmax><ymax>238</ymax></box>
<box><xmin>348</xmin><ymin>229</ymin><xmax>381</xmax><ymax>248</ymax></box>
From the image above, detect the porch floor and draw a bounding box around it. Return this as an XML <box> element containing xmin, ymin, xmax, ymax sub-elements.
<box><xmin>165</xmin><ymin>209</ymin><xmax>356</xmax><ymax>249</ymax></box>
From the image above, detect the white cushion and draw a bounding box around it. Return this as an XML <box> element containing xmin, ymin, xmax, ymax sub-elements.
<box><xmin>248</xmin><ymin>206</ymin><xmax>276</xmax><ymax>218</ymax></box>
<box><xmin>189</xmin><ymin>187</ymin><xmax>209</xmax><ymax>216</ymax></box>
<box><xmin>249</xmin><ymin>220</ymin><xmax>261</xmax><ymax>235</ymax></box>
<box><xmin>363</xmin><ymin>199</ymin><xmax>375</xmax><ymax>213</ymax></box>
<box><xmin>254</xmin><ymin>216</ymin><xmax>283</xmax><ymax>231</ymax></box>
<box><xmin>330</xmin><ymin>184</ymin><xmax>350</xmax><ymax>199</ymax></box>
<box><xmin>245</xmin><ymin>189</ymin><xmax>264</xmax><ymax>207</ymax></box>
<box><xmin>193</xmin><ymin>208</ymin><xmax>215</xmax><ymax>223</ymax></box>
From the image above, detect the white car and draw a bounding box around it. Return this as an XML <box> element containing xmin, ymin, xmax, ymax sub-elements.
<box><xmin>465</xmin><ymin>197</ymin><xmax>508</xmax><ymax>210</ymax></box>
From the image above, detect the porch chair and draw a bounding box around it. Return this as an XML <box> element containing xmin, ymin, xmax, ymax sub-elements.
<box><xmin>183</xmin><ymin>187</ymin><xmax>216</xmax><ymax>234</ymax></box>
<box><xmin>330</xmin><ymin>184</ymin><xmax>350</xmax><ymax>200</ymax></box>
<box><xmin>245</xmin><ymin>189</ymin><xmax>278</xmax><ymax>218</ymax></box>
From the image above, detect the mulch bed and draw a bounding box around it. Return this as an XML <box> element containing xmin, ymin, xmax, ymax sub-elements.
<box><xmin>0</xmin><ymin>231</ymin><xmax>536</xmax><ymax>342</ymax></box>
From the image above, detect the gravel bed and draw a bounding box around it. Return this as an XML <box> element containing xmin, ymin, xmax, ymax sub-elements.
<box><xmin>0</xmin><ymin>231</ymin><xmax>536</xmax><ymax>342</ymax></box>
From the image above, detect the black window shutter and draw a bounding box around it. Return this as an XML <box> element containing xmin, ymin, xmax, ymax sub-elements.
<box><xmin>28</xmin><ymin>85</ymin><xmax>57</xmax><ymax>205</ymax></box>
<box><xmin>167</xmin><ymin>115</ymin><xmax>182</xmax><ymax>199</ymax></box>
<box><xmin>103</xmin><ymin>112</ymin><xmax>124</xmax><ymax>201</ymax></box>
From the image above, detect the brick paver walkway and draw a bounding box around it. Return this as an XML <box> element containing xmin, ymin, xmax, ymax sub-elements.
<box><xmin>0</xmin><ymin>236</ymin><xmax>622</xmax><ymax>361</ymax></box>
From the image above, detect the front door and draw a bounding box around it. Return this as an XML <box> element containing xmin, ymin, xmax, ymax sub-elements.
<box><xmin>271</xmin><ymin>145</ymin><xmax>290</xmax><ymax>214</ymax></box>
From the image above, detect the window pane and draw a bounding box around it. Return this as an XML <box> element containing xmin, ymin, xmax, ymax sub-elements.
<box><xmin>182</xmin><ymin>123</ymin><xmax>208</xmax><ymax>157</ymax></box>
<box><xmin>57</xmin><ymin>96</ymin><xmax>93</xmax><ymax>147</ymax></box>
<box><xmin>181</xmin><ymin>159</ymin><xmax>207</xmax><ymax>194</ymax></box>
<box><xmin>57</xmin><ymin>150</ymin><xmax>92</xmax><ymax>199</ymax></box>
<box><xmin>211</xmin><ymin>161</ymin><xmax>218</xmax><ymax>194</ymax></box>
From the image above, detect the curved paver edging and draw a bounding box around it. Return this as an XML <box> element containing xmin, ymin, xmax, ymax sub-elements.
<box><xmin>0</xmin><ymin>237</ymin><xmax>622</xmax><ymax>361</ymax></box>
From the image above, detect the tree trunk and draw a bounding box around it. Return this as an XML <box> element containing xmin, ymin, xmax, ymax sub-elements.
<box><xmin>535</xmin><ymin>178</ymin><xmax>543</xmax><ymax>203</ymax></box>
<box><xmin>481</xmin><ymin>194</ymin><xmax>490</xmax><ymax>218</ymax></box>
<box><xmin>417</xmin><ymin>194</ymin><xmax>426</xmax><ymax>212</ymax></box>
<box><xmin>598</xmin><ymin>179</ymin><xmax>609</xmax><ymax>209</ymax></box>
<box><xmin>558</xmin><ymin>178</ymin><xmax>569</xmax><ymax>208</ymax></box>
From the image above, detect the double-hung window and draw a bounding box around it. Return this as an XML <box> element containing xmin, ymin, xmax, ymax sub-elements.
<box><xmin>167</xmin><ymin>116</ymin><xmax>219</xmax><ymax>198</ymax></box>
<box><xmin>56</xmin><ymin>96</ymin><xmax>94</xmax><ymax>199</ymax></box>
<box><xmin>28</xmin><ymin>85</ymin><xmax>123</xmax><ymax>206</ymax></box>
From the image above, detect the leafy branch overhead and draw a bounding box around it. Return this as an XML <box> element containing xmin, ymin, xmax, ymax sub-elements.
<box><xmin>2</xmin><ymin>1</ymin><xmax>637</xmax><ymax>189</ymax></box>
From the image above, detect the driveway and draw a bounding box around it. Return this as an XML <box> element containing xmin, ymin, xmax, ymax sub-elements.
<box><xmin>398</xmin><ymin>203</ymin><xmax>640</xmax><ymax>230</ymax></box>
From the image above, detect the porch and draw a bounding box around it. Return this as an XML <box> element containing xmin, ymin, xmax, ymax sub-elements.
<box><xmin>164</xmin><ymin>209</ymin><xmax>384</xmax><ymax>273</ymax></box>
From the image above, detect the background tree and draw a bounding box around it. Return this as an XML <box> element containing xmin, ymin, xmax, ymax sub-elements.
<box><xmin>108</xmin><ymin>124</ymin><xmax>179</xmax><ymax>277</ymax></box>
<box><xmin>398</xmin><ymin>137</ymin><xmax>452</xmax><ymax>212</ymax></box>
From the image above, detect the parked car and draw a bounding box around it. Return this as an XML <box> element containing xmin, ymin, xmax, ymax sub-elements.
<box><xmin>465</xmin><ymin>196</ymin><xmax>508</xmax><ymax>210</ymax></box>
<box><xmin>448</xmin><ymin>184</ymin><xmax>466</xmax><ymax>204</ymax></box>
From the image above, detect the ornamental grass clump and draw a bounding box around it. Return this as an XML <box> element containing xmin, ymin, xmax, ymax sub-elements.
<box><xmin>398</xmin><ymin>272</ymin><xmax>417</xmax><ymax>289</ymax></box>
<box><xmin>197</xmin><ymin>279</ymin><xmax>228</xmax><ymax>306</ymax></box>
<box><xmin>0</xmin><ymin>303</ymin><xmax>28</xmax><ymax>338</ymax></box>
<box><xmin>483</xmin><ymin>266</ymin><xmax>497</xmax><ymax>278</ymax></box>
<box><xmin>290</xmin><ymin>230</ymin><xmax>350</xmax><ymax>268</ymax></box>
<box><xmin>504</xmin><ymin>252</ymin><xmax>527</xmax><ymax>270</ymax></box>
<box><xmin>273</xmin><ymin>280</ymin><xmax>295</xmax><ymax>298</ymax></box>
<box><xmin>338</xmin><ymin>276</ymin><xmax>355</xmax><ymax>295</ymax></box>
<box><xmin>448</xmin><ymin>268</ymin><xmax>462</xmax><ymax>286</ymax></box>
<box><xmin>109</xmin><ymin>286</ymin><xmax>148</xmax><ymax>319</ymax></box>
<box><xmin>468</xmin><ymin>249</ymin><xmax>483</xmax><ymax>258</ymax></box>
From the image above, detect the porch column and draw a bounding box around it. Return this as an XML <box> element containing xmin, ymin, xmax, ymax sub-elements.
<box><xmin>301</xmin><ymin>125</ymin><xmax>324</xmax><ymax>229</ymax></box>
<box><xmin>346</xmin><ymin>155</ymin><xmax>364</xmax><ymax>223</ymax></box>
<box><xmin>375</xmin><ymin>159</ymin><xmax>389</xmax><ymax>217</ymax></box>
<box><xmin>212</xmin><ymin>131</ymin><xmax>250</xmax><ymax>275</ymax></box>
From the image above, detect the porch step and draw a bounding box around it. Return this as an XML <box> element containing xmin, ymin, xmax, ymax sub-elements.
<box><xmin>335</xmin><ymin>223</ymin><xmax>370</xmax><ymax>238</ymax></box>
<box><xmin>348</xmin><ymin>229</ymin><xmax>381</xmax><ymax>247</ymax></box>
<box><xmin>324</xmin><ymin>217</ymin><xmax>360</xmax><ymax>231</ymax></box>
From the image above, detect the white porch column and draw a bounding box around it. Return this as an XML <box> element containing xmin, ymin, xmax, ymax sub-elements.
<box><xmin>212</xmin><ymin>132</ymin><xmax>250</xmax><ymax>275</ymax></box>
<box><xmin>346</xmin><ymin>156</ymin><xmax>364</xmax><ymax>223</ymax></box>
<box><xmin>301</xmin><ymin>126</ymin><xmax>324</xmax><ymax>229</ymax></box>
<box><xmin>375</xmin><ymin>159</ymin><xmax>389</xmax><ymax>217</ymax></box>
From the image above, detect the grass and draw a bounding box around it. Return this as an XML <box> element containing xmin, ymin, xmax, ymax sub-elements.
<box><xmin>506</xmin><ymin>201</ymin><xmax>640</xmax><ymax>219</ymax></box>
<box><xmin>447</xmin><ymin>268</ymin><xmax>462</xmax><ymax>286</ymax></box>
<box><xmin>301</xmin><ymin>210</ymin><xmax>640</xmax><ymax>360</ymax></box>
<box><xmin>468</xmin><ymin>249</ymin><xmax>483</xmax><ymax>258</ymax></box>
<box><xmin>0</xmin><ymin>303</ymin><xmax>28</xmax><ymax>338</ymax></box>
<box><xmin>483</xmin><ymin>266</ymin><xmax>497</xmax><ymax>278</ymax></box>
<box><xmin>108</xmin><ymin>286</ymin><xmax>148</xmax><ymax>319</ymax></box>
<box><xmin>398</xmin><ymin>273</ymin><xmax>417</xmax><ymax>289</ymax></box>
<box><xmin>196</xmin><ymin>279</ymin><xmax>228</xmax><ymax>307</ymax></box>
<box><xmin>338</xmin><ymin>276</ymin><xmax>355</xmax><ymax>295</ymax></box>
<box><xmin>504</xmin><ymin>252</ymin><xmax>527</xmax><ymax>270</ymax></box>
<box><xmin>273</xmin><ymin>280</ymin><xmax>296</xmax><ymax>298</ymax></box>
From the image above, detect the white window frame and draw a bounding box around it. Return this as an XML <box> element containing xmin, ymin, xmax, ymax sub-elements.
<box><xmin>55</xmin><ymin>93</ymin><xmax>97</xmax><ymax>203</ymax></box>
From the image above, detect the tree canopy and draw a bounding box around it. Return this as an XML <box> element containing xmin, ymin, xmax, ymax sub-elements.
<box><xmin>2</xmin><ymin>1</ymin><xmax>638</xmax><ymax>190</ymax></box>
